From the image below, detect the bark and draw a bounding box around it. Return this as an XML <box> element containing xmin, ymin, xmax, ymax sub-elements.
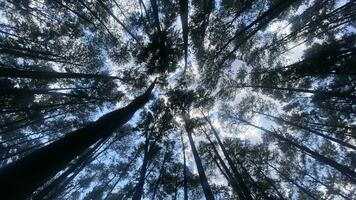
<box><xmin>150</xmin><ymin>151</ymin><xmax>168</xmax><ymax>200</ymax></box>
<box><xmin>179</xmin><ymin>0</ymin><xmax>189</xmax><ymax>74</ymax></box>
<box><xmin>132</xmin><ymin>131</ymin><xmax>151</xmax><ymax>200</ymax></box>
<box><xmin>150</xmin><ymin>0</ymin><xmax>162</xmax><ymax>33</ymax></box>
<box><xmin>268</xmin><ymin>163</ymin><xmax>319</xmax><ymax>200</ymax></box>
<box><xmin>202</xmin><ymin>112</ymin><xmax>253</xmax><ymax>200</ymax></box>
<box><xmin>184</xmin><ymin>115</ymin><xmax>215</xmax><ymax>200</ymax></box>
<box><xmin>202</xmin><ymin>128</ymin><xmax>245</xmax><ymax>199</ymax></box>
<box><xmin>250</xmin><ymin>161</ymin><xmax>285</xmax><ymax>200</ymax></box>
<box><xmin>256</xmin><ymin>111</ymin><xmax>356</xmax><ymax>150</ymax></box>
<box><xmin>231</xmin><ymin>84</ymin><xmax>356</xmax><ymax>100</ymax></box>
<box><xmin>236</xmin><ymin>117</ymin><xmax>356</xmax><ymax>182</ymax></box>
<box><xmin>97</xmin><ymin>0</ymin><xmax>143</xmax><ymax>47</ymax></box>
<box><xmin>0</xmin><ymin>67</ymin><xmax>123</xmax><ymax>80</ymax></box>
<box><xmin>0</xmin><ymin>80</ymin><xmax>156</xmax><ymax>199</ymax></box>
<box><xmin>33</xmin><ymin>138</ymin><xmax>107</xmax><ymax>200</ymax></box>
<box><xmin>215</xmin><ymin>0</ymin><xmax>299</xmax><ymax>58</ymax></box>
<box><xmin>1</xmin><ymin>88</ymin><xmax>115</xmax><ymax>101</ymax></box>
<box><xmin>180</xmin><ymin>131</ymin><xmax>188</xmax><ymax>200</ymax></box>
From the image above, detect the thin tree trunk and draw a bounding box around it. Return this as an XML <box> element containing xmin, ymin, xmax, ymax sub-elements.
<box><xmin>1</xmin><ymin>88</ymin><xmax>115</xmax><ymax>101</ymax></box>
<box><xmin>151</xmin><ymin>151</ymin><xmax>168</xmax><ymax>200</ymax></box>
<box><xmin>0</xmin><ymin>67</ymin><xmax>122</xmax><ymax>80</ymax></box>
<box><xmin>150</xmin><ymin>0</ymin><xmax>162</xmax><ymax>33</ymax></box>
<box><xmin>267</xmin><ymin>163</ymin><xmax>320</xmax><ymax>200</ymax></box>
<box><xmin>201</xmin><ymin>128</ymin><xmax>245</xmax><ymax>199</ymax></box>
<box><xmin>250</xmin><ymin>161</ymin><xmax>285</xmax><ymax>200</ymax></box>
<box><xmin>236</xmin><ymin>117</ymin><xmax>356</xmax><ymax>182</ymax></box>
<box><xmin>0</xmin><ymin>80</ymin><xmax>156</xmax><ymax>199</ymax></box>
<box><xmin>33</xmin><ymin>138</ymin><xmax>108</xmax><ymax>200</ymax></box>
<box><xmin>132</xmin><ymin>131</ymin><xmax>151</xmax><ymax>200</ymax></box>
<box><xmin>231</xmin><ymin>84</ymin><xmax>355</xmax><ymax>100</ymax></box>
<box><xmin>97</xmin><ymin>0</ymin><xmax>143</xmax><ymax>47</ymax></box>
<box><xmin>103</xmin><ymin>150</ymin><xmax>141</xmax><ymax>200</ymax></box>
<box><xmin>215</xmin><ymin>0</ymin><xmax>298</xmax><ymax>58</ymax></box>
<box><xmin>256</xmin><ymin>111</ymin><xmax>356</xmax><ymax>150</ymax></box>
<box><xmin>180</xmin><ymin>131</ymin><xmax>188</xmax><ymax>200</ymax></box>
<box><xmin>184</xmin><ymin>115</ymin><xmax>215</xmax><ymax>200</ymax></box>
<box><xmin>179</xmin><ymin>0</ymin><xmax>189</xmax><ymax>74</ymax></box>
<box><xmin>202</xmin><ymin>112</ymin><xmax>253</xmax><ymax>200</ymax></box>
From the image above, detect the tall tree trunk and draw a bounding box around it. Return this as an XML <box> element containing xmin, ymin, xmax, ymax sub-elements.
<box><xmin>179</xmin><ymin>0</ymin><xmax>189</xmax><ymax>74</ymax></box>
<box><xmin>202</xmin><ymin>128</ymin><xmax>245</xmax><ymax>199</ymax></box>
<box><xmin>150</xmin><ymin>151</ymin><xmax>168</xmax><ymax>200</ymax></box>
<box><xmin>132</xmin><ymin>131</ymin><xmax>151</xmax><ymax>200</ymax></box>
<box><xmin>231</xmin><ymin>84</ymin><xmax>355</xmax><ymax>99</ymax></box>
<box><xmin>267</xmin><ymin>163</ymin><xmax>319</xmax><ymax>200</ymax></box>
<box><xmin>184</xmin><ymin>115</ymin><xmax>215</xmax><ymax>200</ymax></box>
<box><xmin>215</xmin><ymin>0</ymin><xmax>299</xmax><ymax>58</ymax></box>
<box><xmin>1</xmin><ymin>88</ymin><xmax>115</xmax><ymax>102</ymax></box>
<box><xmin>96</xmin><ymin>0</ymin><xmax>143</xmax><ymax>47</ymax></box>
<box><xmin>180</xmin><ymin>131</ymin><xmax>188</xmax><ymax>200</ymax></box>
<box><xmin>237</xmin><ymin>117</ymin><xmax>356</xmax><ymax>182</ymax></box>
<box><xmin>255</xmin><ymin>111</ymin><xmax>356</xmax><ymax>150</ymax></box>
<box><xmin>202</xmin><ymin>112</ymin><xmax>253</xmax><ymax>200</ymax></box>
<box><xmin>0</xmin><ymin>80</ymin><xmax>156</xmax><ymax>200</ymax></box>
<box><xmin>0</xmin><ymin>67</ymin><xmax>122</xmax><ymax>80</ymax></box>
<box><xmin>150</xmin><ymin>0</ymin><xmax>162</xmax><ymax>33</ymax></box>
<box><xmin>33</xmin><ymin>138</ymin><xmax>107</xmax><ymax>200</ymax></box>
<box><xmin>250</xmin><ymin>161</ymin><xmax>285</xmax><ymax>200</ymax></box>
<box><xmin>103</xmin><ymin>150</ymin><xmax>141</xmax><ymax>200</ymax></box>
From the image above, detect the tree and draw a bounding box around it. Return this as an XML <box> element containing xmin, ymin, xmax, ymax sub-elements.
<box><xmin>0</xmin><ymin>0</ymin><xmax>355</xmax><ymax>199</ymax></box>
<box><xmin>0</xmin><ymin>80</ymin><xmax>156</xmax><ymax>199</ymax></box>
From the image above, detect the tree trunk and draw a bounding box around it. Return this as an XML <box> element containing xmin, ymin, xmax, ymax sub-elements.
<box><xmin>1</xmin><ymin>88</ymin><xmax>115</xmax><ymax>101</ymax></box>
<box><xmin>132</xmin><ymin>131</ymin><xmax>151</xmax><ymax>200</ymax></box>
<box><xmin>33</xmin><ymin>138</ymin><xmax>107</xmax><ymax>200</ymax></box>
<box><xmin>256</xmin><ymin>111</ymin><xmax>356</xmax><ymax>150</ymax></box>
<box><xmin>202</xmin><ymin>128</ymin><xmax>245</xmax><ymax>199</ymax></box>
<box><xmin>202</xmin><ymin>112</ymin><xmax>253</xmax><ymax>200</ymax></box>
<box><xmin>0</xmin><ymin>67</ymin><xmax>122</xmax><ymax>80</ymax></box>
<box><xmin>180</xmin><ymin>131</ymin><xmax>188</xmax><ymax>200</ymax></box>
<box><xmin>215</xmin><ymin>0</ymin><xmax>298</xmax><ymax>58</ymax></box>
<box><xmin>250</xmin><ymin>161</ymin><xmax>285</xmax><ymax>200</ymax></box>
<box><xmin>0</xmin><ymin>80</ymin><xmax>156</xmax><ymax>199</ymax></box>
<box><xmin>150</xmin><ymin>0</ymin><xmax>162</xmax><ymax>33</ymax></box>
<box><xmin>96</xmin><ymin>0</ymin><xmax>143</xmax><ymax>47</ymax></box>
<box><xmin>268</xmin><ymin>163</ymin><xmax>319</xmax><ymax>200</ymax></box>
<box><xmin>179</xmin><ymin>0</ymin><xmax>189</xmax><ymax>74</ymax></box>
<box><xmin>237</xmin><ymin>117</ymin><xmax>356</xmax><ymax>182</ymax></box>
<box><xmin>184</xmin><ymin>115</ymin><xmax>215</xmax><ymax>200</ymax></box>
<box><xmin>233</xmin><ymin>84</ymin><xmax>355</xmax><ymax>100</ymax></box>
<box><xmin>150</xmin><ymin>151</ymin><xmax>168</xmax><ymax>200</ymax></box>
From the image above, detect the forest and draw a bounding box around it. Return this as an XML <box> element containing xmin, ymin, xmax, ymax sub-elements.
<box><xmin>0</xmin><ymin>0</ymin><xmax>355</xmax><ymax>199</ymax></box>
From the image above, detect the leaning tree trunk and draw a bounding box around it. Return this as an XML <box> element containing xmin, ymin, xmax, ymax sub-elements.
<box><xmin>255</xmin><ymin>111</ymin><xmax>356</xmax><ymax>150</ymax></box>
<box><xmin>180</xmin><ymin>131</ymin><xmax>188</xmax><ymax>200</ymax></box>
<box><xmin>0</xmin><ymin>80</ymin><xmax>156</xmax><ymax>200</ymax></box>
<box><xmin>179</xmin><ymin>0</ymin><xmax>188</xmax><ymax>74</ymax></box>
<box><xmin>237</xmin><ymin>117</ymin><xmax>356</xmax><ymax>183</ymax></box>
<box><xmin>202</xmin><ymin>112</ymin><xmax>253</xmax><ymax>200</ymax></box>
<box><xmin>202</xmin><ymin>128</ymin><xmax>245</xmax><ymax>199</ymax></box>
<box><xmin>184</xmin><ymin>115</ymin><xmax>215</xmax><ymax>200</ymax></box>
<box><xmin>150</xmin><ymin>151</ymin><xmax>168</xmax><ymax>200</ymax></box>
<box><xmin>0</xmin><ymin>67</ymin><xmax>123</xmax><ymax>80</ymax></box>
<box><xmin>132</xmin><ymin>131</ymin><xmax>151</xmax><ymax>200</ymax></box>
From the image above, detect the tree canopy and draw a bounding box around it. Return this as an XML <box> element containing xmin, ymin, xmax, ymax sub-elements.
<box><xmin>0</xmin><ymin>0</ymin><xmax>355</xmax><ymax>199</ymax></box>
